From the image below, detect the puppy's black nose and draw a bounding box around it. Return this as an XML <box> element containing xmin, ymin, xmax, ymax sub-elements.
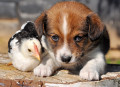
<box><xmin>61</xmin><ymin>56</ymin><xmax>72</xmax><ymax>63</ymax></box>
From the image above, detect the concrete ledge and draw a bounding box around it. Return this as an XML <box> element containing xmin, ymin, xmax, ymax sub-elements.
<box><xmin>0</xmin><ymin>53</ymin><xmax>120</xmax><ymax>87</ymax></box>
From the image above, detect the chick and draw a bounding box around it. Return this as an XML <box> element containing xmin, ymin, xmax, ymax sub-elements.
<box><xmin>8</xmin><ymin>21</ymin><xmax>42</xmax><ymax>71</ymax></box>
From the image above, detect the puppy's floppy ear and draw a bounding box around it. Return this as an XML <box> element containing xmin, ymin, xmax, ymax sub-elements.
<box><xmin>86</xmin><ymin>13</ymin><xmax>104</xmax><ymax>41</ymax></box>
<box><xmin>34</xmin><ymin>12</ymin><xmax>47</xmax><ymax>38</ymax></box>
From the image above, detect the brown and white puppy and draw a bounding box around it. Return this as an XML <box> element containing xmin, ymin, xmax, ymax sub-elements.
<box><xmin>34</xmin><ymin>1</ymin><xmax>110</xmax><ymax>80</ymax></box>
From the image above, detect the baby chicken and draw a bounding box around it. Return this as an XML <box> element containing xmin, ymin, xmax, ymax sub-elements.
<box><xmin>8</xmin><ymin>21</ymin><xmax>42</xmax><ymax>71</ymax></box>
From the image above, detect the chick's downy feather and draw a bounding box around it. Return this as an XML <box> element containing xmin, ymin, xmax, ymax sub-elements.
<box><xmin>8</xmin><ymin>21</ymin><xmax>42</xmax><ymax>71</ymax></box>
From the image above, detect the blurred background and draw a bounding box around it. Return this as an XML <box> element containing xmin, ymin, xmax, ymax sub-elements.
<box><xmin>0</xmin><ymin>0</ymin><xmax>120</xmax><ymax>64</ymax></box>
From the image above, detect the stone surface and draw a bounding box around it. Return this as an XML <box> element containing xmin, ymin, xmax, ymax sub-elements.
<box><xmin>0</xmin><ymin>53</ymin><xmax>120</xmax><ymax>87</ymax></box>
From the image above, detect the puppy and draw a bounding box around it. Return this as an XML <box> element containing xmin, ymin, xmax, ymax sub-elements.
<box><xmin>34</xmin><ymin>1</ymin><xmax>110</xmax><ymax>80</ymax></box>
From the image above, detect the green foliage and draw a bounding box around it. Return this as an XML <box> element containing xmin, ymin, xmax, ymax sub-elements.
<box><xmin>116</xmin><ymin>60</ymin><xmax>120</xmax><ymax>64</ymax></box>
<box><xmin>106</xmin><ymin>59</ymin><xmax>112</xmax><ymax>64</ymax></box>
<box><xmin>106</xmin><ymin>58</ymin><xmax>120</xmax><ymax>64</ymax></box>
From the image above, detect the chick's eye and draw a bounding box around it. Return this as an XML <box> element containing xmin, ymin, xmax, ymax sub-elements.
<box><xmin>74</xmin><ymin>36</ymin><xmax>82</xmax><ymax>42</ymax></box>
<box><xmin>51</xmin><ymin>35</ymin><xmax>59</xmax><ymax>42</ymax></box>
<box><xmin>28</xmin><ymin>49</ymin><xmax>31</xmax><ymax>52</ymax></box>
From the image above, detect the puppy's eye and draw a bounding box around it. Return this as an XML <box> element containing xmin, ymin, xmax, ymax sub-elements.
<box><xmin>51</xmin><ymin>35</ymin><xmax>59</xmax><ymax>42</ymax></box>
<box><xmin>28</xmin><ymin>49</ymin><xmax>31</xmax><ymax>52</ymax></box>
<box><xmin>74</xmin><ymin>36</ymin><xmax>82</xmax><ymax>42</ymax></box>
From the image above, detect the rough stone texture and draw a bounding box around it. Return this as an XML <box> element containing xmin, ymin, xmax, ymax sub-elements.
<box><xmin>0</xmin><ymin>53</ymin><xmax>120</xmax><ymax>87</ymax></box>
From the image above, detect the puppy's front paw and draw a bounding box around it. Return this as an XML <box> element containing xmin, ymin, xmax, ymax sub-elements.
<box><xmin>33</xmin><ymin>64</ymin><xmax>53</xmax><ymax>77</ymax></box>
<box><xmin>79</xmin><ymin>68</ymin><xmax>99</xmax><ymax>81</ymax></box>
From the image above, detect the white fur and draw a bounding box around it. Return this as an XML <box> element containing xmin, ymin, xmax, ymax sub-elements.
<box><xmin>62</xmin><ymin>14</ymin><xmax>68</xmax><ymax>37</ymax></box>
<box><xmin>34</xmin><ymin>36</ymin><xmax>61</xmax><ymax>76</ymax></box>
<box><xmin>79</xmin><ymin>46</ymin><xmax>106</xmax><ymax>80</ymax></box>
<box><xmin>56</xmin><ymin>14</ymin><xmax>76</xmax><ymax>64</ymax></box>
<box><xmin>56</xmin><ymin>44</ymin><xmax>72</xmax><ymax>63</ymax></box>
<box><xmin>41</xmin><ymin>35</ymin><xmax>48</xmax><ymax>50</ymax></box>
<box><xmin>56</xmin><ymin>15</ymin><xmax>76</xmax><ymax>63</ymax></box>
<box><xmin>8</xmin><ymin>38</ymin><xmax>40</xmax><ymax>71</ymax></box>
<box><xmin>33</xmin><ymin>50</ymin><xmax>60</xmax><ymax>77</ymax></box>
<box><xmin>34</xmin><ymin>55</ymin><xmax>55</xmax><ymax>76</ymax></box>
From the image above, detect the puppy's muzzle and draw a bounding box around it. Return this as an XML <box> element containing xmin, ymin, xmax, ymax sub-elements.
<box><xmin>61</xmin><ymin>55</ymin><xmax>72</xmax><ymax>63</ymax></box>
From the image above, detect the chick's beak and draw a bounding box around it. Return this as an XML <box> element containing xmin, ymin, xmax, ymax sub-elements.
<box><xmin>33</xmin><ymin>43</ymin><xmax>41</xmax><ymax>61</ymax></box>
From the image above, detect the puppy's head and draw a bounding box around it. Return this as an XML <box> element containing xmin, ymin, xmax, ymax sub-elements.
<box><xmin>35</xmin><ymin>1</ymin><xmax>104</xmax><ymax>65</ymax></box>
